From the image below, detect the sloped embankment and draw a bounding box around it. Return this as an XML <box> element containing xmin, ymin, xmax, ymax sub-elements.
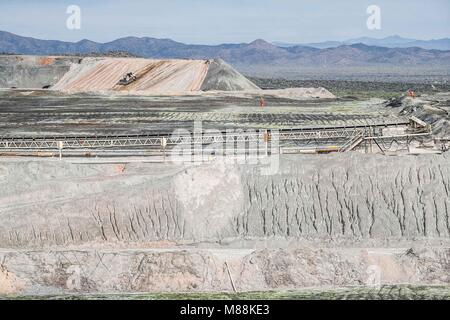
<box><xmin>0</xmin><ymin>154</ymin><xmax>450</xmax><ymax>294</ymax></box>
<box><xmin>0</xmin><ymin>55</ymin><xmax>261</xmax><ymax>93</ymax></box>
<box><xmin>0</xmin><ymin>55</ymin><xmax>77</xmax><ymax>89</ymax></box>
<box><xmin>1</xmin><ymin>154</ymin><xmax>449</xmax><ymax>248</ymax></box>
<box><xmin>53</xmin><ymin>58</ymin><xmax>261</xmax><ymax>93</ymax></box>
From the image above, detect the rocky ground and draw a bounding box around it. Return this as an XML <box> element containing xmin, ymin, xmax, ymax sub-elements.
<box><xmin>0</xmin><ymin>90</ymin><xmax>394</xmax><ymax>137</ymax></box>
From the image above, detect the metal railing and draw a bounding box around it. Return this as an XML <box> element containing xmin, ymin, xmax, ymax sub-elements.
<box><xmin>0</xmin><ymin>119</ymin><xmax>431</xmax><ymax>156</ymax></box>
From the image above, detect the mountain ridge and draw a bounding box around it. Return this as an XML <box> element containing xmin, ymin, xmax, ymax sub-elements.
<box><xmin>1</xmin><ymin>31</ymin><xmax>450</xmax><ymax>67</ymax></box>
<box><xmin>274</xmin><ymin>35</ymin><xmax>450</xmax><ymax>51</ymax></box>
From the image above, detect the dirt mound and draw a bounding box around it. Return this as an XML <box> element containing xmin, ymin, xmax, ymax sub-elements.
<box><xmin>203</xmin><ymin>87</ymin><xmax>335</xmax><ymax>100</ymax></box>
<box><xmin>0</xmin><ymin>55</ymin><xmax>77</xmax><ymax>89</ymax></box>
<box><xmin>0</xmin><ymin>56</ymin><xmax>259</xmax><ymax>94</ymax></box>
<box><xmin>0</xmin><ymin>56</ymin><xmax>339</xmax><ymax>99</ymax></box>
<box><xmin>200</xmin><ymin>59</ymin><xmax>260</xmax><ymax>91</ymax></box>
<box><xmin>52</xmin><ymin>58</ymin><xmax>215</xmax><ymax>94</ymax></box>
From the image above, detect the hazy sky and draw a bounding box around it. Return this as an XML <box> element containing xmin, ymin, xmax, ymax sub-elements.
<box><xmin>0</xmin><ymin>0</ymin><xmax>449</xmax><ymax>44</ymax></box>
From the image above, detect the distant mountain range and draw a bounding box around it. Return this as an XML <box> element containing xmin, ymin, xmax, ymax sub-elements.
<box><xmin>1</xmin><ymin>31</ymin><xmax>450</xmax><ymax>67</ymax></box>
<box><xmin>273</xmin><ymin>35</ymin><xmax>450</xmax><ymax>51</ymax></box>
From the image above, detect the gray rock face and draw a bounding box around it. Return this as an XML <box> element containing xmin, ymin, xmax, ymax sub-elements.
<box><xmin>0</xmin><ymin>153</ymin><xmax>450</xmax><ymax>295</ymax></box>
<box><xmin>0</xmin><ymin>247</ymin><xmax>449</xmax><ymax>295</ymax></box>
<box><xmin>0</xmin><ymin>154</ymin><xmax>449</xmax><ymax>248</ymax></box>
<box><xmin>239</xmin><ymin>154</ymin><xmax>450</xmax><ymax>241</ymax></box>
<box><xmin>0</xmin><ymin>56</ymin><xmax>77</xmax><ymax>89</ymax></box>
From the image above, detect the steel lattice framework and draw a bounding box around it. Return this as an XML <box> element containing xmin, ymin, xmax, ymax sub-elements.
<box><xmin>0</xmin><ymin>128</ymin><xmax>376</xmax><ymax>150</ymax></box>
<box><xmin>0</xmin><ymin>119</ymin><xmax>431</xmax><ymax>154</ymax></box>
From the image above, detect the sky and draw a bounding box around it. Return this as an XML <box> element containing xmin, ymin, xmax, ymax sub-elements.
<box><xmin>0</xmin><ymin>0</ymin><xmax>449</xmax><ymax>44</ymax></box>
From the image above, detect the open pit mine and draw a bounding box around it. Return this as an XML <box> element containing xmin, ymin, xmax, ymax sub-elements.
<box><xmin>0</xmin><ymin>55</ymin><xmax>449</xmax><ymax>298</ymax></box>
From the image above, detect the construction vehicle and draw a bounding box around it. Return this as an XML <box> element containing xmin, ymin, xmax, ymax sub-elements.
<box><xmin>117</xmin><ymin>72</ymin><xmax>137</xmax><ymax>86</ymax></box>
